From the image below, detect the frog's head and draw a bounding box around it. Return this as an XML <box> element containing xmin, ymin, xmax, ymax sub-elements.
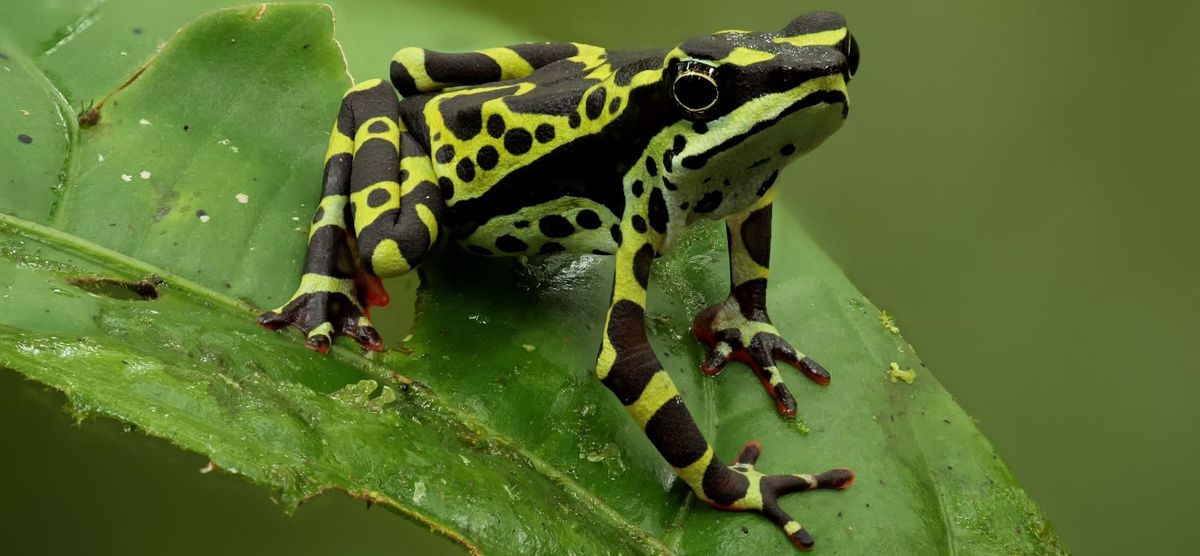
<box><xmin>656</xmin><ymin>12</ymin><xmax>858</xmax><ymax>219</ymax></box>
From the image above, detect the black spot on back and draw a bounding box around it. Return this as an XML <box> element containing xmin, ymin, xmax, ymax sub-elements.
<box><xmin>538</xmin><ymin>214</ymin><xmax>574</xmax><ymax>238</ymax></box>
<box><xmin>780</xmin><ymin>144</ymin><xmax>796</xmax><ymax>156</ymax></box>
<box><xmin>535</xmin><ymin>123</ymin><xmax>555</xmax><ymax>143</ymax></box>
<box><xmin>367</xmin><ymin>188</ymin><xmax>391</xmax><ymax>208</ymax></box>
<box><xmin>610</xmin><ymin>224</ymin><xmax>623</xmax><ymax>245</ymax></box>
<box><xmin>495</xmin><ymin>234</ymin><xmax>527</xmax><ymax>253</ymax></box>
<box><xmin>585</xmin><ymin>87</ymin><xmax>607</xmax><ymax>120</ymax></box>
<box><xmin>648</xmin><ymin>188</ymin><xmax>669</xmax><ymax>233</ymax></box>
<box><xmin>631</xmin><ymin>180</ymin><xmax>644</xmax><ymax>197</ymax></box>
<box><xmin>609</xmin><ymin>97</ymin><xmax>622</xmax><ymax>114</ymax></box>
<box><xmin>694</xmin><ymin>190</ymin><xmax>723</xmax><ymax>213</ymax></box>
<box><xmin>438</xmin><ymin>176</ymin><xmax>455</xmax><ymax>200</ymax></box>
<box><xmin>435</xmin><ymin>144</ymin><xmax>455</xmax><ymax>164</ymax></box>
<box><xmin>632</xmin><ymin>215</ymin><xmax>648</xmax><ymax>234</ymax></box>
<box><xmin>568</xmin><ymin>113</ymin><xmax>582</xmax><ymax>128</ymax></box>
<box><xmin>673</xmin><ymin>134</ymin><xmax>687</xmax><ymax>152</ymax></box>
<box><xmin>476</xmin><ymin>145</ymin><xmax>500</xmax><ymax>170</ymax></box>
<box><xmin>487</xmin><ymin>114</ymin><xmax>506</xmax><ymax>138</ymax></box>
<box><xmin>514</xmin><ymin>220</ymin><xmax>530</xmax><ymax>228</ymax></box>
<box><xmin>662</xmin><ymin>177</ymin><xmax>678</xmax><ymax>191</ymax></box>
<box><xmin>456</xmin><ymin>157</ymin><xmax>476</xmax><ymax>182</ymax></box>
<box><xmin>504</xmin><ymin>128</ymin><xmax>533</xmax><ymax>155</ymax></box>
<box><xmin>367</xmin><ymin>120</ymin><xmax>389</xmax><ymax>133</ymax></box>
<box><xmin>540</xmin><ymin>242</ymin><xmax>566</xmax><ymax>254</ymax></box>
<box><xmin>312</xmin><ymin>207</ymin><xmax>325</xmax><ymax>223</ymax></box>
<box><xmin>645</xmin><ymin>156</ymin><xmax>658</xmax><ymax>176</ymax></box>
<box><xmin>692</xmin><ymin>121</ymin><xmax>708</xmax><ymax>134</ymax></box>
<box><xmin>662</xmin><ymin>150</ymin><xmax>674</xmax><ymax>173</ymax></box>
<box><xmin>576</xmin><ymin>209</ymin><xmax>601</xmax><ymax>229</ymax></box>
<box><xmin>437</xmin><ymin>86</ymin><xmax>518</xmax><ymax>141</ymax></box>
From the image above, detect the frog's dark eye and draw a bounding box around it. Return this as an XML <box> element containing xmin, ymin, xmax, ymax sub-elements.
<box><xmin>673</xmin><ymin>64</ymin><xmax>719</xmax><ymax>113</ymax></box>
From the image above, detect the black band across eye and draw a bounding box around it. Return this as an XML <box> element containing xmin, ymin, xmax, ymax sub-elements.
<box><xmin>673</xmin><ymin>61</ymin><xmax>719</xmax><ymax>112</ymax></box>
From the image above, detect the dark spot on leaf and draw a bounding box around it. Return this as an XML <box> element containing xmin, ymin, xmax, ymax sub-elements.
<box><xmin>17</xmin><ymin>134</ymin><xmax>32</xmax><ymax>144</ymax></box>
<box><xmin>65</xmin><ymin>275</ymin><xmax>163</xmax><ymax>301</ymax></box>
<box><xmin>132</xmin><ymin>28</ymin><xmax>143</xmax><ymax>35</ymax></box>
<box><xmin>78</xmin><ymin>109</ymin><xmax>100</xmax><ymax>127</ymax></box>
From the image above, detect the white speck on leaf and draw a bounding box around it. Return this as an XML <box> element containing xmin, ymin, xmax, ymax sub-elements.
<box><xmin>197</xmin><ymin>210</ymin><xmax>210</xmax><ymax>223</ymax></box>
<box><xmin>236</xmin><ymin>193</ymin><xmax>249</xmax><ymax>204</ymax></box>
<box><xmin>139</xmin><ymin>170</ymin><xmax>151</xmax><ymax>180</ymax></box>
<box><xmin>97</xmin><ymin>153</ymin><xmax>104</xmax><ymax>162</ymax></box>
<box><xmin>120</xmin><ymin>51</ymin><xmax>128</xmax><ymax>56</ymax></box>
<box><xmin>291</xmin><ymin>216</ymin><xmax>300</xmax><ymax>221</ymax></box>
<box><xmin>120</xmin><ymin>174</ymin><xmax>132</xmax><ymax>182</ymax></box>
<box><xmin>19</xmin><ymin>109</ymin><xmax>30</xmax><ymax>116</ymax></box>
<box><xmin>412</xmin><ymin>481</ymin><xmax>426</xmax><ymax>504</ymax></box>
<box><xmin>459</xmin><ymin>455</ymin><xmax>470</xmax><ymax>465</ymax></box>
<box><xmin>138</xmin><ymin>118</ymin><xmax>151</xmax><ymax>126</ymax></box>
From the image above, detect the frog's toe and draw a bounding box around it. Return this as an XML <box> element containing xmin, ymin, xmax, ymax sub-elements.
<box><xmin>258</xmin><ymin>290</ymin><xmax>383</xmax><ymax>353</ymax></box>
<box><xmin>726</xmin><ymin>440</ymin><xmax>854</xmax><ymax>552</ymax></box>
<box><xmin>771</xmin><ymin>341</ymin><xmax>831</xmax><ymax>385</ymax></box>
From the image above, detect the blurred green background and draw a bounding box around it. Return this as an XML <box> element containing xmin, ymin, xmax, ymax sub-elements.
<box><xmin>3</xmin><ymin>0</ymin><xmax>1198</xmax><ymax>554</ymax></box>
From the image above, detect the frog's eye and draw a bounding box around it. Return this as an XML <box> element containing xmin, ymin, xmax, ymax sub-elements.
<box><xmin>673</xmin><ymin>63</ymin><xmax>719</xmax><ymax>113</ymax></box>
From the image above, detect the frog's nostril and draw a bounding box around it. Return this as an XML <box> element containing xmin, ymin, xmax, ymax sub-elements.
<box><xmin>845</xmin><ymin>34</ymin><xmax>860</xmax><ymax>79</ymax></box>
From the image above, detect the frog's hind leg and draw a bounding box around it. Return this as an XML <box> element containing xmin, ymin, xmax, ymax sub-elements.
<box><xmin>258</xmin><ymin>79</ymin><xmax>408</xmax><ymax>352</ymax></box>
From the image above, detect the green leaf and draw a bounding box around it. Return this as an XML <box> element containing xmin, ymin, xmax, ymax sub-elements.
<box><xmin>0</xmin><ymin>4</ymin><xmax>1064</xmax><ymax>554</ymax></box>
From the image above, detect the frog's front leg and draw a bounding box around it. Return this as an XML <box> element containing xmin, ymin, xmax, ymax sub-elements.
<box><xmin>259</xmin><ymin>80</ymin><xmax>442</xmax><ymax>352</ymax></box>
<box><xmin>597</xmin><ymin>222</ymin><xmax>852</xmax><ymax>550</ymax></box>
<box><xmin>690</xmin><ymin>191</ymin><xmax>830</xmax><ymax>417</ymax></box>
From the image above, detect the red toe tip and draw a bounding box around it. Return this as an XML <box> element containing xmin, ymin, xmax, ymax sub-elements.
<box><xmin>835</xmin><ymin>469</ymin><xmax>856</xmax><ymax>489</ymax></box>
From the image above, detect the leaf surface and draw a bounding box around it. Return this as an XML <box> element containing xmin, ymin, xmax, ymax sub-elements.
<box><xmin>0</xmin><ymin>4</ymin><xmax>1063</xmax><ymax>554</ymax></box>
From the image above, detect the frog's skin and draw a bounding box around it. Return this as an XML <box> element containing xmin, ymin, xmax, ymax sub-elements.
<box><xmin>259</xmin><ymin>11</ymin><xmax>859</xmax><ymax>551</ymax></box>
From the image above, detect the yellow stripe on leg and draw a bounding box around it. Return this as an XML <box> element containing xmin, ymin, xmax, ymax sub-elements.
<box><xmin>627</xmin><ymin>371</ymin><xmax>680</xmax><ymax>428</ymax></box>
<box><xmin>673</xmin><ymin>446</ymin><xmax>714</xmax><ymax>496</ymax></box>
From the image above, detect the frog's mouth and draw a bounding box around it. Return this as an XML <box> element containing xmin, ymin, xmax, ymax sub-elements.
<box><xmin>677</xmin><ymin>87</ymin><xmax>848</xmax><ymax>173</ymax></box>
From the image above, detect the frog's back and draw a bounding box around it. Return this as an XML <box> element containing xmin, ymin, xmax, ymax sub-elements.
<box><xmin>398</xmin><ymin>48</ymin><xmax>672</xmax><ymax>257</ymax></box>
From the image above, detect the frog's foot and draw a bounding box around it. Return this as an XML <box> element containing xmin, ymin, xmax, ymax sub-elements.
<box><xmin>691</xmin><ymin>298</ymin><xmax>830</xmax><ymax>417</ymax></box>
<box><xmin>718</xmin><ymin>440</ymin><xmax>854</xmax><ymax>551</ymax></box>
<box><xmin>257</xmin><ymin>276</ymin><xmax>383</xmax><ymax>353</ymax></box>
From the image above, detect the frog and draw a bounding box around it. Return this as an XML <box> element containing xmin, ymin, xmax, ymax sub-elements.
<box><xmin>258</xmin><ymin>11</ymin><xmax>860</xmax><ymax>551</ymax></box>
